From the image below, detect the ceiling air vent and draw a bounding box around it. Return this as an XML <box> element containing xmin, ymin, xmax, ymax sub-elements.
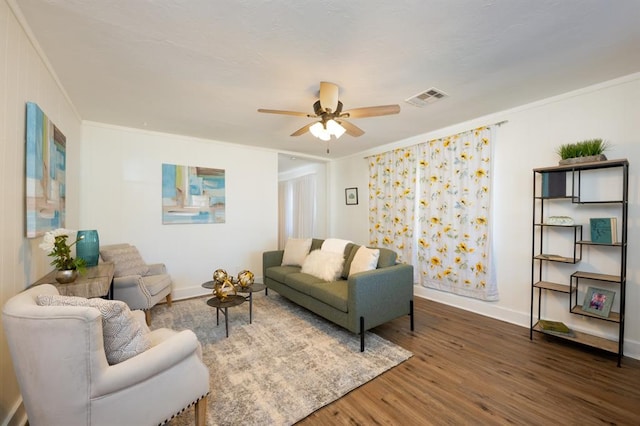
<box><xmin>405</xmin><ymin>87</ymin><xmax>448</xmax><ymax>107</ymax></box>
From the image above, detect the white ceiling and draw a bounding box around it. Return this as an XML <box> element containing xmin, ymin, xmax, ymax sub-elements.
<box><xmin>13</xmin><ymin>0</ymin><xmax>640</xmax><ymax>167</ymax></box>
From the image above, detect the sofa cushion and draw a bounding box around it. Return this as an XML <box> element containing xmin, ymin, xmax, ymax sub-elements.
<box><xmin>377</xmin><ymin>247</ymin><xmax>398</xmax><ymax>268</ymax></box>
<box><xmin>100</xmin><ymin>245</ymin><xmax>150</xmax><ymax>278</ymax></box>
<box><xmin>310</xmin><ymin>238</ymin><xmax>324</xmax><ymax>251</ymax></box>
<box><xmin>341</xmin><ymin>243</ymin><xmax>359</xmax><ymax>279</ymax></box>
<box><xmin>283</xmin><ymin>273</ymin><xmax>349</xmax><ymax>312</ymax></box>
<box><xmin>266</xmin><ymin>265</ymin><xmax>301</xmax><ymax>282</ymax></box>
<box><xmin>281</xmin><ymin>238</ymin><xmax>312</xmax><ymax>267</ymax></box>
<box><xmin>36</xmin><ymin>295</ymin><xmax>151</xmax><ymax>365</ymax></box>
<box><xmin>301</xmin><ymin>250</ymin><xmax>344</xmax><ymax>282</ymax></box>
<box><xmin>349</xmin><ymin>246</ymin><xmax>381</xmax><ymax>276</ymax></box>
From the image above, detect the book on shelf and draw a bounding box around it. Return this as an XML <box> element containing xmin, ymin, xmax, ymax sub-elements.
<box><xmin>537</xmin><ymin>320</ymin><xmax>575</xmax><ymax>337</ymax></box>
<box><xmin>541</xmin><ymin>171</ymin><xmax>567</xmax><ymax>197</ymax></box>
<box><xmin>590</xmin><ymin>217</ymin><xmax>617</xmax><ymax>244</ymax></box>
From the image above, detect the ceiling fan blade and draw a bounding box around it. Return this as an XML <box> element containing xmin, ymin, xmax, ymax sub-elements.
<box><xmin>290</xmin><ymin>122</ymin><xmax>314</xmax><ymax>137</ymax></box>
<box><xmin>319</xmin><ymin>81</ymin><xmax>339</xmax><ymax>113</ymax></box>
<box><xmin>338</xmin><ymin>120</ymin><xmax>365</xmax><ymax>137</ymax></box>
<box><xmin>342</xmin><ymin>104</ymin><xmax>400</xmax><ymax>119</ymax></box>
<box><xmin>258</xmin><ymin>108</ymin><xmax>311</xmax><ymax>117</ymax></box>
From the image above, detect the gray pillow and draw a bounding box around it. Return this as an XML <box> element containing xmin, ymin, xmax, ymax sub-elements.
<box><xmin>100</xmin><ymin>245</ymin><xmax>150</xmax><ymax>277</ymax></box>
<box><xmin>37</xmin><ymin>295</ymin><xmax>151</xmax><ymax>365</ymax></box>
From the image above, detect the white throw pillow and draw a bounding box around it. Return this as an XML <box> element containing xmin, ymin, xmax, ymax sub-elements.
<box><xmin>281</xmin><ymin>238</ymin><xmax>312</xmax><ymax>266</ymax></box>
<box><xmin>301</xmin><ymin>249</ymin><xmax>344</xmax><ymax>282</ymax></box>
<box><xmin>37</xmin><ymin>294</ymin><xmax>151</xmax><ymax>365</ymax></box>
<box><xmin>349</xmin><ymin>246</ymin><xmax>380</xmax><ymax>276</ymax></box>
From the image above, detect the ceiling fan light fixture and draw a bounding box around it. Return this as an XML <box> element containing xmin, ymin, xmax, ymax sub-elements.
<box><xmin>326</xmin><ymin>119</ymin><xmax>346</xmax><ymax>139</ymax></box>
<box><xmin>309</xmin><ymin>121</ymin><xmax>325</xmax><ymax>138</ymax></box>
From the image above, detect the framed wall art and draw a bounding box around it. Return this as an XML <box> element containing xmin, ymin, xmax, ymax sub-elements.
<box><xmin>162</xmin><ymin>163</ymin><xmax>226</xmax><ymax>224</ymax></box>
<box><xmin>25</xmin><ymin>102</ymin><xmax>66</xmax><ymax>238</ymax></box>
<box><xmin>582</xmin><ymin>287</ymin><xmax>615</xmax><ymax>318</ymax></box>
<box><xmin>345</xmin><ymin>187</ymin><xmax>358</xmax><ymax>205</ymax></box>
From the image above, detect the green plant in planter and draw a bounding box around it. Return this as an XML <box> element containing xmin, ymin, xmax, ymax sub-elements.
<box><xmin>556</xmin><ymin>138</ymin><xmax>610</xmax><ymax>160</ymax></box>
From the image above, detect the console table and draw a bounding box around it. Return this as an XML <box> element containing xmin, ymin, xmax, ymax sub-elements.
<box><xmin>31</xmin><ymin>262</ymin><xmax>115</xmax><ymax>299</ymax></box>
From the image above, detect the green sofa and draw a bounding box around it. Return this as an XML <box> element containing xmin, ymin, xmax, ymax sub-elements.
<box><xmin>262</xmin><ymin>239</ymin><xmax>414</xmax><ymax>351</ymax></box>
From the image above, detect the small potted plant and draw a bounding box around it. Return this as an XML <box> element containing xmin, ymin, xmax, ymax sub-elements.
<box><xmin>556</xmin><ymin>138</ymin><xmax>610</xmax><ymax>165</ymax></box>
<box><xmin>39</xmin><ymin>228</ymin><xmax>87</xmax><ymax>283</ymax></box>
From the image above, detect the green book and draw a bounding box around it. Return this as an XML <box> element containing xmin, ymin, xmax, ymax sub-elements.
<box><xmin>590</xmin><ymin>218</ymin><xmax>617</xmax><ymax>244</ymax></box>
<box><xmin>538</xmin><ymin>320</ymin><xmax>571</xmax><ymax>334</ymax></box>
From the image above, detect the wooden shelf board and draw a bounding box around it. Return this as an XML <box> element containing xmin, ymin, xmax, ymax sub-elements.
<box><xmin>576</xmin><ymin>240</ymin><xmax>622</xmax><ymax>247</ymax></box>
<box><xmin>533</xmin><ymin>158</ymin><xmax>628</xmax><ymax>173</ymax></box>
<box><xmin>571</xmin><ymin>271</ymin><xmax>620</xmax><ymax>283</ymax></box>
<box><xmin>532</xmin><ymin>323</ymin><xmax>619</xmax><ymax>353</ymax></box>
<box><xmin>570</xmin><ymin>306</ymin><xmax>621</xmax><ymax>323</ymax></box>
<box><xmin>533</xmin><ymin>281</ymin><xmax>572</xmax><ymax>293</ymax></box>
<box><xmin>534</xmin><ymin>254</ymin><xmax>577</xmax><ymax>263</ymax></box>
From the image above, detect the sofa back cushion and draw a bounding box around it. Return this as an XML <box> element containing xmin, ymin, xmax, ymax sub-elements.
<box><xmin>377</xmin><ymin>248</ymin><xmax>398</xmax><ymax>268</ymax></box>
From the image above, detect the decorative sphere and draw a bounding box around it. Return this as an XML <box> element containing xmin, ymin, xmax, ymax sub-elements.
<box><xmin>214</xmin><ymin>278</ymin><xmax>237</xmax><ymax>301</ymax></box>
<box><xmin>213</xmin><ymin>268</ymin><xmax>228</xmax><ymax>283</ymax></box>
<box><xmin>237</xmin><ymin>270</ymin><xmax>254</xmax><ymax>288</ymax></box>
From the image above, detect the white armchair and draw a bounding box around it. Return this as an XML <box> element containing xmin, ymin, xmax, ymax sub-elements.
<box><xmin>2</xmin><ymin>284</ymin><xmax>209</xmax><ymax>426</ymax></box>
<box><xmin>100</xmin><ymin>243</ymin><xmax>173</xmax><ymax>325</ymax></box>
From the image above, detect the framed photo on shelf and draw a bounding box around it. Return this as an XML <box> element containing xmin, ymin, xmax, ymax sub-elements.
<box><xmin>582</xmin><ymin>287</ymin><xmax>615</xmax><ymax>318</ymax></box>
<box><xmin>345</xmin><ymin>187</ymin><xmax>358</xmax><ymax>205</ymax></box>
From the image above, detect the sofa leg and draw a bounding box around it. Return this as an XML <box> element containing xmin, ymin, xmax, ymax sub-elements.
<box><xmin>166</xmin><ymin>293</ymin><xmax>173</xmax><ymax>307</ymax></box>
<box><xmin>360</xmin><ymin>316</ymin><xmax>365</xmax><ymax>352</ymax></box>
<box><xmin>194</xmin><ymin>395</ymin><xmax>207</xmax><ymax>426</ymax></box>
<box><xmin>410</xmin><ymin>299</ymin><xmax>415</xmax><ymax>331</ymax></box>
<box><xmin>145</xmin><ymin>310</ymin><xmax>151</xmax><ymax>326</ymax></box>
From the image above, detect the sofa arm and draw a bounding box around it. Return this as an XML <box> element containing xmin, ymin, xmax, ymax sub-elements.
<box><xmin>263</xmin><ymin>250</ymin><xmax>284</xmax><ymax>276</ymax></box>
<box><xmin>146</xmin><ymin>263</ymin><xmax>167</xmax><ymax>275</ymax></box>
<box><xmin>347</xmin><ymin>263</ymin><xmax>414</xmax><ymax>331</ymax></box>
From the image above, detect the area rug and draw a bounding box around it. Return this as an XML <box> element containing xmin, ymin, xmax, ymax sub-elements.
<box><xmin>150</xmin><ymin>291</ymin><xmax>412</xmax><ymax>425</ymax></box>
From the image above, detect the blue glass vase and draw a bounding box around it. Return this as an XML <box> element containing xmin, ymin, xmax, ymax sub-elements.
<box><xmin>76</xmin><ymin>230</ymin><xmax>100</xmax><ymax>267</ymax></box>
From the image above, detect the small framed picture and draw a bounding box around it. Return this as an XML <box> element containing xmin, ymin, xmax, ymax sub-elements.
<box><xmin>582</xmin><ymin>287</ymin><xmax>615</xmax><ymax>318</ymax></box>
<box><xmin>345</xmin><ymin>187</ymin><xmax>358</xmax><ymax>205</ymax></box>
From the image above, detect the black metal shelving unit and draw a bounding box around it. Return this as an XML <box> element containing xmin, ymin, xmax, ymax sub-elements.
<box><xmin>529</xmin><ymin>158</ymin><xmax>628</xmax><ymax>366</ymax></box>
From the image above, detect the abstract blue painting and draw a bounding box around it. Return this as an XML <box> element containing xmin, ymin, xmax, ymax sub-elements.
<box><xmin>25</xmin><ymin>102</ymin><xmax>66</xmax><ymax>238</ymax></box>
<box><xmin>162</xmin><ymin>163</ymin><xmax>226</xmax><ymax>224</ymax></box>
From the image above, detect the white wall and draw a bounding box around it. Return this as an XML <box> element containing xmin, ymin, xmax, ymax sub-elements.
<box><xmin>330</xmin><ymin>74</ymin><xmax>640</xmax><ymax>359</ymax></box>
<box><xmin>0</xmin><ymin>1</ymin><xmax>83</xmax><ymax>423</ymax></box>
<box><xmin>79</xmin><ymin>122</ymin><xmax>279</xmax><ymax>300</ymax></box>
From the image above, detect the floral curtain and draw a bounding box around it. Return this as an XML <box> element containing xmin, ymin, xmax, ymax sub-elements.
<box><xmin>368</xmin><ymin>147</ymin><xmax>418</xmax><ymax>265</ymax></box>
<box><xmin>368</xmin><ymin>126</ymin><xmax>498</xmax><ymax>301</ymax></box>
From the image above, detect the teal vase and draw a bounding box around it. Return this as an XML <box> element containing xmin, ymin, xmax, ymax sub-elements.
<box><xmin>76</xmin><ymin>230</ymin><xmax>100</xmax><ymax>267</ymax></box>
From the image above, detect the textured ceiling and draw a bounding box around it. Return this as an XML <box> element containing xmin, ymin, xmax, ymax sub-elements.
<box><xmin>12</xmin><ymin>0</ymin><xmax>640</xmax><ymax>165</ymax></box>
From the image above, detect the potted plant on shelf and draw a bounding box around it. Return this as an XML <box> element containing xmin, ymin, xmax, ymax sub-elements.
<box><xmin>556</xmin><ymin>138</ymin><xmax>610</xmax><ymax>165</ymax></box>
<box><xmin>39</xmin><ymin>228</ymin><xmax>87</xmax><ymax>283</ymax></box>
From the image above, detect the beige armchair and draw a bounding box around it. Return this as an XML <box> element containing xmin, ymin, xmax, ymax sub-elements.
<box><xmin>2</xmin><ymin>284</ymin><xmax>209</xmax><ymax>426</ymax></box>
<box><xmin>100</xmin><ymin>243</ymin><xmax>173</xmax><ymax>324</ymax></box>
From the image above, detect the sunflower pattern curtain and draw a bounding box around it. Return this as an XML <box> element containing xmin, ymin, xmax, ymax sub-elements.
<box><xmin>368</xmin><ymin>126</ymin><xmax>498</xmax><ymax>301</ymax></box>
<box><xmin>368</xmin><ymin>147</ymin><xmax>418</xmax><ymax>265</ymax></box>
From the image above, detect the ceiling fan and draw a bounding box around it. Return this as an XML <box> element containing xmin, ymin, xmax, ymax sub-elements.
<box><xmin>258</xmin><ymin>81</ymin><xmax>400</xmax><ymax>141</ymax></box>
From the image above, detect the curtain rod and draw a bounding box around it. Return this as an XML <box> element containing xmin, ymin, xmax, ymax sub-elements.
<box><xmin>365</xmin><ymin>120</ymin><xmax>509</xmax><ymax>159</ymax></box>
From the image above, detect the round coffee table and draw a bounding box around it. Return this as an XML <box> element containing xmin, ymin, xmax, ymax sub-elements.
<box><xmin>206</xmin><ymin>295</ymin><xmax>245</xmax><ymax>337</ymax></box>
<box><xmin>235</xmin><ymin>283</ymin><xmax>266</xmax><ymax>324</ymax></box>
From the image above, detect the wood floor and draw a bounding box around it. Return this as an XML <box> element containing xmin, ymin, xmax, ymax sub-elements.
<box><xmin>298</xmin><ymin>297</ymin><xmax>640</xmax><ymax>425</ymax></box>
